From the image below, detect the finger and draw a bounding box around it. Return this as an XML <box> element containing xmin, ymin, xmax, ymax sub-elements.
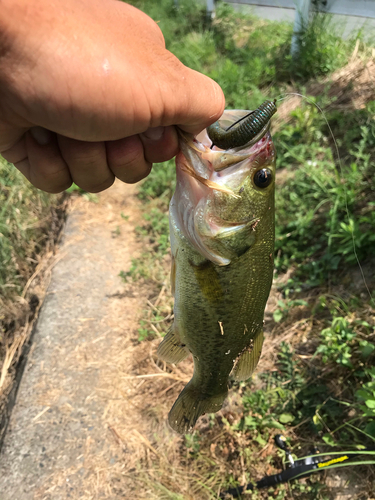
<box><xmin>139</xmin><ymin>125</ymin><xmax>179</xmax><ymax>164</ymax></box>
<box><xmin>1</xmin><ymin>135</ymin><xmax>28</xmax><ymax>164</ymax></box>
<box><xmin>106</xmin><ymin>135</ymin><xmax>152</xmax><ymax>184</ymax></box>
<box><xmin>13</xmin><ymin>158</ymin><xmax>32</xmax><ymax>181</ymax></box>
<box><xmin>0</xmin><ymin>122</ymin><xmax>27</xmax><ymax>153</ymax></box>
<box><xmin>20</xmin><ymin>128</ymin><xmax>72</xmax><ymax>193</ymax></box>
<box><xmin>57</xmin><ymin>136</ymin><xmax>114</xmax><ymax>193</ymax></box>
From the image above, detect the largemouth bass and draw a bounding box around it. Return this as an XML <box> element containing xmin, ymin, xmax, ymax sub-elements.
<box><xmin>157</xmin><ymin>107</ymin><xmax>276</xmax><ymax>434</ymax></box>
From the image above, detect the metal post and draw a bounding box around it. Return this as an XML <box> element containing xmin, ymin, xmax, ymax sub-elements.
<box><xmin>291</xmin><ymin>0</ymin><xmax>312</xmax><ymax>57</ymax></box>
<box><xmin>206</xmin><ymin>0</ymin><xmax>215</xmax><ymax>20</ymax></box>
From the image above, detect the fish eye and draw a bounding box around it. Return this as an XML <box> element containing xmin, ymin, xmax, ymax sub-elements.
<box><xmin>253</xmin><ymin>168</ymin><xmax>273</xmax><ymax>188</ymax></box>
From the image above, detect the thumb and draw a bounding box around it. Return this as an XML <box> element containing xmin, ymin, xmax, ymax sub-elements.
<box><xmin>174</xmin><ymin>67</ymin><xmax>225</xmax><ymax>135</ymax></box>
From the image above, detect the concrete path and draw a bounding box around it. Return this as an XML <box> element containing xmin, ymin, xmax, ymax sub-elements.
<box><xmin>0</xmin><ymin>182</ymin><xmax>158</xmax><ymax>500</ymax></box>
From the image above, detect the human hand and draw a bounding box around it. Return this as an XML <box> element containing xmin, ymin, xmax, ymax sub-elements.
<box><xmin>0</xmin><ymin>0</ymin><xmax>224</xmax><ymax>193</ymax></box>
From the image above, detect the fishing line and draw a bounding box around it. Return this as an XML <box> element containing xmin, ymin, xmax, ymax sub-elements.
<box><xmin>274</xmin><ymin>92</ymin><xmax>374</xmax><ymax>305</ymax></box>
<box><xmin>225</xmin><ymin>111</ymin><xmax>253</xmax><ymax>132</ymax></box>
<box><xmin>209</xmin><ymin>95</ymin><xmax>373</xmax><ymax>302</ymax></box>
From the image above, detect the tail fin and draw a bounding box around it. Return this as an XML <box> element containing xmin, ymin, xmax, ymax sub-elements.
<box><xmin>168</xmin><ymin>382</ymin><xmax>227</xmax><ymax>434</ymax></box>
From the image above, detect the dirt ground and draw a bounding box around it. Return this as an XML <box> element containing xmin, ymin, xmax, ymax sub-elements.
<box><xmin>0</xmin><ymin>181</ymin><xmax>193</xmax><ymax>499</ymax></box>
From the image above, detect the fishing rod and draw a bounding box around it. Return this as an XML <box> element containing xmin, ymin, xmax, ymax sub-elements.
<box><xmin>219</xmin><ymin>434</ymin><xmax>375</xmax><ymax>498</ymax></box>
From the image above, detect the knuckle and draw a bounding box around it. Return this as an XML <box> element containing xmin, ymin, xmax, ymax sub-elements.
<box><xmin>124</xmin><ymin>162</ymin><xmax>152</xmax><ymax>184</ymax></box>
<box><xmin>106</xmin><ymin>136</ymin><xmax>152</xmax><ymax>183</ymax></box>
<box><xmin>81</xmin><ymin>176</ymin><xmax>115</xmax><ymax>193</ymax></box>
<box><xmin>65</xmin><ymin>145</ymin><xmax>104</xmax><ymax>168</ymax></box>
<box><xmin>28</xmin><ymin>158</ymin><xmax>72</xmax><ymax>193</ymax></box>
<box><xmin>106</xmin><ymin>136</ymin><xmax>142</xmax><ymax>168</ymax></box>
<box><xmin>58</xmin><ymin>137</ymin><xmax>105</xmax><ymax>169</ymax></box>
<box><xmin>44</xmin><ymin>180</ymin><xmax>73</xmax><ymax>194</ymax></box>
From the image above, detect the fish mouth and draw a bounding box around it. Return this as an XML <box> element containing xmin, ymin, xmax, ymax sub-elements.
<box><xmin>176</xmin><ymin>127</ymin><xmax>275</xmax><ymax>200</ymax></box>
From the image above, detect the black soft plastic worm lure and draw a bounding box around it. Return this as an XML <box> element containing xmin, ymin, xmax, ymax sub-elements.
<box><xmin>207</xmin><ymin>99</ymin><xmax>277</xmax><ymax>150</ymax></box>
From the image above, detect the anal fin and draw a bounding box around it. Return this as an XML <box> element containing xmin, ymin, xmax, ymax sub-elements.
<box><xmin>157</xmin><ymin>325</ymin><xmax>190</xmax><ymax>364</ymax></box>
<box><xmin>231</xmin><ymin>329</ymin><xmax>264</xmax><ymax>381</ymax></box>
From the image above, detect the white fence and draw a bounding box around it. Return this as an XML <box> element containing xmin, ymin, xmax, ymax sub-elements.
<box><xmin>222</xmin><ymin>0</ymin><xmax>375</xmax><ymax>19</ymax></box>
<box><xmin>205</xmin><ymin>0</ymin><xmax>375</xmax><ymax>54</ymax></box>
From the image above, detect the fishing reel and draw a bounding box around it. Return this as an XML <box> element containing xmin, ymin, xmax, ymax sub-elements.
<box><xmin>274</xmin><ymin>434</ymin><xmax>321</xmax><ymax>468</ymax></box>
<box><xmin>219</xmin><ymin>433</ymin><xmax>373</xmax><ymax>498</ymax></box>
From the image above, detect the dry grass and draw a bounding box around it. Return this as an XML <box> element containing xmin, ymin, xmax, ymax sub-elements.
<box><xmin>0</xmin><ymin>161</ymin><xmax>68</xmax><ymax>446</ymax></box>
<box><xmin>0</xmin><ymin>250</ymin><xmax>68</xmax><ymax>439</ymax></box>
<box><xmin>273</xmin><ymin>46</ymin><xmax>375</xmax><ymax>133</ymax></box>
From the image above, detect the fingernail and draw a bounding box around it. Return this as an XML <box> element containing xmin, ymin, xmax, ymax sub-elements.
<box><xmin>30</xmin><ymin>126</ymin><xmax>52</xmax><ymax>146</ymax></box>
<box><xmin>142</xmin><ymin>126</ymin><xmax>164</xmax><ymax>141</ymax></box>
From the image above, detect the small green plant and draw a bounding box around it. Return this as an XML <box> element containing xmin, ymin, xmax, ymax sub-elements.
<box><xmin>273</xmin><ymin>298</ymin><xmax>308</xmax><ymax>322</ymax></box>
<box><xmin>137</xmin><ymin>321</ymin><xmax>155</xmax><ymax>342</ymax></box>
<box><xmin>356</xmin><ymin>367</ymin><xmax>375</xmax><ymax>437</ymax></box>
<box><xmin>184</xmin><ymin>433</ymin><xmax>201</xmax><ymax>457</ymax></box>
<box><xmin>137</xmin><ymin>208</ymin><xmax>170</xmax><ymax>255</ymax></box>
<box><xmin>119</xmin><ymin>257</ymin><xmax>151</xmax><ymax>281</ymax></box>
<box><xmin>317</xmin><ymin>316</ymin><xmax>357</xmax><ymax>367</ymax></box>
<box><xmin>65</xmin><ymin>183</ymin><xmax>98</xmax><ymax>202</ymax></box>
<box><xmin>314</xmin><ymin>296</ymin><xmax>374</xmax><ymax>369</ymax></box>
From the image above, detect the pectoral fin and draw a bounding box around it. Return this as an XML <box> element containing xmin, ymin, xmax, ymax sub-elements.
<box><xmin>231</xmin><ymin>329</ymin><xmax>264</xmax><ymax>381</ymax></box>
<box><xmin>198</xmin><ymin>216</ymin><xmax>259</xmax><ymax>266</ymax></box>
<box><xmin>213</xmin><ymin>218</ymin><xmax>258</xmax><ymax>259</ymax></box>
<box><xmin>157</xmin><ymin>325</ymin><xmax>190</xmax><ymax>364</ymax></box>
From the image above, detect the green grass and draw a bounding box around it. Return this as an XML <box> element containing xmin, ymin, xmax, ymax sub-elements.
<box><xmin>274</xmin><ymin>99</ymin><xmax>375</xmax><ymax>290</ymax></box>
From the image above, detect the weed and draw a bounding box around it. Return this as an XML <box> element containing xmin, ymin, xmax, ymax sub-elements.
<box><xmin>137</xmin><ymin>160</ymin><xmax>176</xmax><ymax>202</ymax></box>
<box><xmin>137</xmin><ymin>208</ymin><xmax>170</xmax><ymax>255</ymax></box>
<box><xmin>273</xmin><ymin>298</ymin><xmax>309</xmax><ymax>322</ymax></box>
<box><xmin>120</xmin><ymin>257</ymin><xmax>151</xmax><ymax>281</ymax></box>
<box><xmin>317</xmin><ymin>317</ymin><xmax>358</xmax><ymax>367</ymax></box>
<box><xmin>356</xmin><ymin>367</ymin><xmax>375</xmax><ymax>437</ymax></box>
<box><xmin>277</xmin><ymin>12</ymin><xmax>350</xmax><ymax>82</ymax></box>
<box><xmin>274</xmin><ymin>100</ymin><xmax>375</xmax><ymax>290</ymax></box>
<box><xmin>137</xmin><ymin>320</ymin><xmax>156</xmax><ymax>342</ymax></box>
